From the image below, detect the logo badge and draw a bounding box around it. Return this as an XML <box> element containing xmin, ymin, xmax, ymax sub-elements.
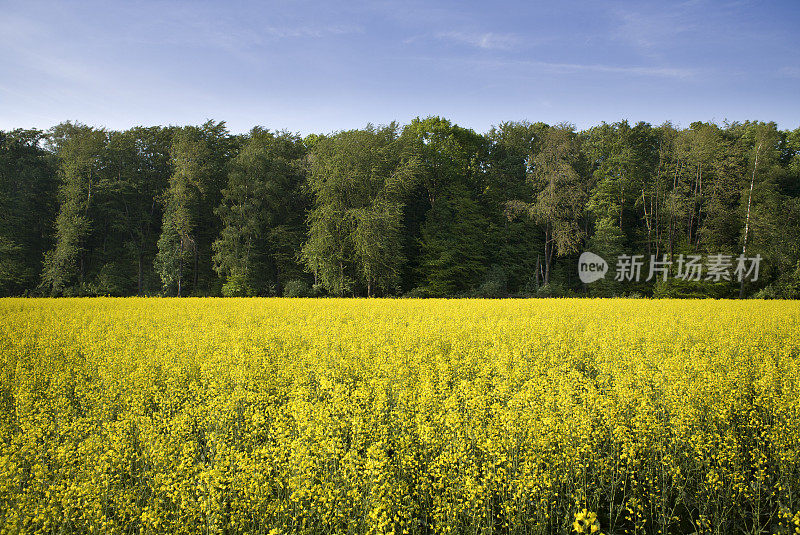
<box><xmin>578</xmin><ymin>252</ymin><xmax>608</xmax><ymax>284</ymax></box>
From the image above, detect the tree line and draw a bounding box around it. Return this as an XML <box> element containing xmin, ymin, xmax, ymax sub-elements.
<box><xmin>1</xmin><ymin>117</ymin><xmax>799</xmax><ymax>298</ymax></box>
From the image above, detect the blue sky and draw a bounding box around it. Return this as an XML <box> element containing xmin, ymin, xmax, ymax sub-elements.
<box><xmin>0</xmin><ymin>0</ymin><xmax>798</xmax><ymax>134</ymax></box>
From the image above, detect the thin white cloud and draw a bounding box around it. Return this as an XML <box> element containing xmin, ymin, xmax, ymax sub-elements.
<box><xmin>612</xmin><ymin>7</ymin><xmax>696</xmax><ymax>53</ymax></box>
<box><xmin>122</xmin><ymin>12</ymin><xmax>362</xmax><ymax>52</ymax></box>
<box><xmin>779</xmin><ymin>67</ymin><xmax>800</xmax><ymax>79</ymax></box>
<box><xmin>435</xmin><ymin>31</ymin><xmax>520</xmax><ymax>51</ymax></box>
<box><xmin>0</xmin><ymin>21</ymin><xmax>106</xmax><ymax>93</ymax></box>
<box><xmin>608</xmin><ymin>0</ymin><xmax>790</xmax><ymax>59</ymax></box>
<box><xmin>537</xmin><ymin>60</ymin><xmax>693</xmax><ymax>78</ymax></box>
<box><xmin>419</xmin><ymin>56</ymin><xmax>695</xmax><ymax>79</ymax></box>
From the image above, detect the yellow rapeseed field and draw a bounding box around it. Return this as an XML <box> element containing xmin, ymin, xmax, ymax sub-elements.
<box><xmin>0</xmin><ymin>298</ymin><xmax>799</xmax><ymax>535</ymax></box>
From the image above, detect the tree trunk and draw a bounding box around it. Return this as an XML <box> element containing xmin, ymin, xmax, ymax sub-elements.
<box><xmin>654</xmin><ymin>142</ymin><xmax>663</xmax><ymax>257</ymax></box>
<box><xmin>642</xmin><ymin>190</ymin><xmax>652</xmax><ymax>258</ymax></box>
<box><xmin>739</xmin><ymin>143</ymin><xmax>760</xmax><ymax>298</ymax></box>
<box><xmin>137</xmin><ymin>253</ymin><xmax>143</xmax><ymax>295</ymax></box>
<box><xmin>79</xmin><ymin>253</ymin><xmax>85</xmax><ymax>289</ymax></box>
<box><xmin>669</xmin><ymin>161</ymin><xmax>682</xmax><ymax>263</ymax></box>
<box><xmin>274</xmin><ymin>261</ymin><xmax>281</xmax><ymax>297</ymax></box>
<box><xmin>543</xmin><ymin>224</ymin><xmax>552</xmax><ymax>286</ymax></box>
<box><xmin>177</xmin><ymin>248</ymin><xmax>183</xmax><ymax>298</ymax></box>
<box><xmin>688</xmin><ymin>166</ymin><xmax>695</xmax><ymax>247</ymax></box>
<box><xmin>339</xmin><ymin>261</ymin><xmax>344</xmax><ymax>296</ymax></box>
<box><xmin>193</xmin><ymin>244</ymin><xmax>199</xmax><ymax>294</ymax></box>
<box><xmin>697</xmin><ymin>164</ymin><xmax>702</xmax><ymax>245</ymax></box>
